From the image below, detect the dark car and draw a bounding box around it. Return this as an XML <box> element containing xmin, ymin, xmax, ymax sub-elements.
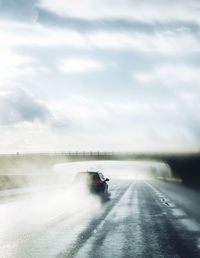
<box><xmin>74</xmin><ymin>171</ymin><xmax>109</xmax><ymax>196</ymax></box>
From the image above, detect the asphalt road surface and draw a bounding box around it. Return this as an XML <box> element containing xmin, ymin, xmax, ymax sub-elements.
<box><xmin>1</xmin><ymin>179</ymin><xmax>200</xmax><ymax>258</ymax></box>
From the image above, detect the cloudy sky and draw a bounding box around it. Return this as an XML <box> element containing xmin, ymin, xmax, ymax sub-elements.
<box><xmin>0</xmin><ymin>0</ymin><xmax>200</xmax><ymax>153</ymax></box>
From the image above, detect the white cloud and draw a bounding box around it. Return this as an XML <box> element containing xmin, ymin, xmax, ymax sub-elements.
<box><xmin>0</xmin><ymin>21</ymin><xmax>87</xmax><ymax>48</ymax></box>
<box><xmin>48</xmin><ymin>95</ymin><xmax>109</xmax><ymax>128</ymax></box>
<box><xmin>0</xmin><ymin>1</ymin><xmax>200</xmax><ymax>152</ymax></box>
<box><xmin>0</xmin><ymin>0</ymin><xmax>38</xmax><ymax>22</ymax></box>
<box><xmin>0</xmin><ymin>91</ymin><xmax>199</xmax><ymax>152</ymax></box>
<box><xmin>0</xmin><ymin>87</ymin><xmax>52</xmax><ymax>126</ymax></box>
<box><xmin>1</xmin><ymin>21</ymin><xmax>200</xmax><ymax>55</ymax></box>
<box><xmin>44</xmin><ymin>94</ymin><xmax>200</xmax><ymax>152</ymax></box>
<box><xmin>48</xmin><ymin>95</ymin><xmax>184</xmax><ymax>131</ymax></box>
<box><xmin>133</xmin><ymin>64</ymin><xmax>200</xmax><ymax>86</ymax></box>
<box><xmin>38</xmin><ymin>0</ymin><xmax>200</xmax><ymax>24</ymax></box>
<box><xmin>88</xmin><ymin>30</ymin><xmax>200</xmax><ymax>54</ymax></box>
<box><xmin>0</xmin><ymin>47</ymin><xmax>34</xmax><ymax>87</ymax></box>
<box><xmin>59</xmin><ymin>58</ymin><xmax>104</xmax><ymax>74</ymax></box>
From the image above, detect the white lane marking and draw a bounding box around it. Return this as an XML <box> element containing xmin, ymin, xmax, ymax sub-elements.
<box><xmin>145</xmin><ymin>181</ymin><xmax>200</xmax><ymax>251</ymax></box>
<box><xmin>145</xmin><ymin>181</ymin><xmax>175</xmax><ymax>207</ymax></box>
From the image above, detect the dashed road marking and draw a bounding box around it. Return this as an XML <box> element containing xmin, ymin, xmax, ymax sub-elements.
<box><xmin>145</xmin><ymin>180</ymin><xmax>200</xmax><ymax>250</ymax></box>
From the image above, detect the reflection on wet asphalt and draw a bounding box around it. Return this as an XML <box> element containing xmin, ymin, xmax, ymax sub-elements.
<box><xmin>1</xmin><ymin>180</ymin><xmax>200</xmax><ymax>258</ymax></box>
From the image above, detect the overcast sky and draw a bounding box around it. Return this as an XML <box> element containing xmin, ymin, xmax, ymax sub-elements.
<box><xmin>0</xmin><ymin>0</ymin><xmax>200</xmax><ymax>153</ymax></box>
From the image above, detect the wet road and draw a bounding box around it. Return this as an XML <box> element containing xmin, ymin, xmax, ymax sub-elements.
<box><xmin>1</xmin><ymin>180</ymin><xmax>200</xmax><ymax>258</ymax></box>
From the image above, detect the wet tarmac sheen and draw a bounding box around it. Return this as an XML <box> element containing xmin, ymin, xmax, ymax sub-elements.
<box><xmin>1</xmin><ymin>180</ymin><xmax>200</xmax><ymax>258</ymax></box>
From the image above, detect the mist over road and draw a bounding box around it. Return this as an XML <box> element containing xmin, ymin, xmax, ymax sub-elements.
<box><xmin>1</xmin><ymin>178</ymin><xmax>200</xmax><ymax>258</ymax></box>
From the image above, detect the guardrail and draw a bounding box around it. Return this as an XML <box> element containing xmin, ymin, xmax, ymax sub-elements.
<box><xmin>0</xmin><ymin>151</ymin><xmax>198</xmax><ymax>158</ymax></box>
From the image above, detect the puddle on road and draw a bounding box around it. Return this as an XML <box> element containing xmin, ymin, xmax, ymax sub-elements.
<box><xmin>180</xmin><ymin>218</ymin><xmax>200</xmax><ymax>232</ymax></box>
<box><xmin>171</xmin><ymin>208</ymin><xmax>186</xmax><ymax>217</ymax></box>
<box><xmin>197</xmin><ymin>238</ymin><xmax>200</xmax><ymax>249</ymax></box>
